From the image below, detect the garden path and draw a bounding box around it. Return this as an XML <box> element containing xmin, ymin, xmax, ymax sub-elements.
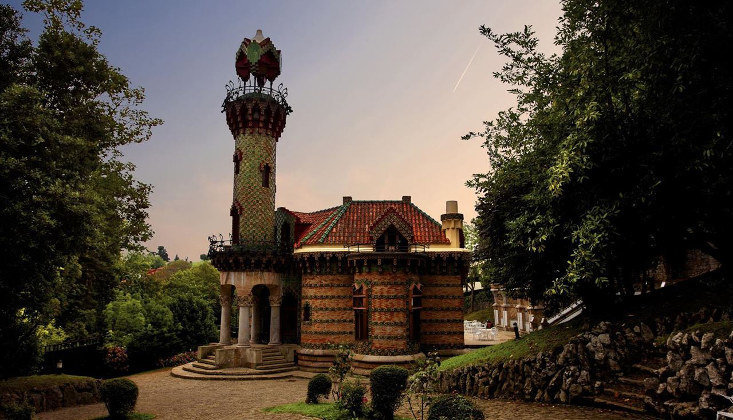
<box><xmin>38</xmin><ymin>368</ymin><xmax>652</xmax><ymax>420</ymax></box>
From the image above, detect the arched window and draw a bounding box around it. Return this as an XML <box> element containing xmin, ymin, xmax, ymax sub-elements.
<box><xmin>233</xmin><ymin>153</ymin><xmax>240</xmax><ymax>174</ymax></box>
<box><xmin>230</xmin><ymin>205</ymin><xmax>240</xmax><ymax>244</ymax></box>
<box><xmin>353</xmin><ymin>285</ymin><xmax>368</xmax><ymax>340</ymax></box>
<box><xmin>261</xmin><ymin>163</ymin><xmax>271</xmax><ymax>188</ymax></box>
<box><xmin>303</xmin><ymin>302</ymin><xmax>311</xmax><ymax>322</ymax></box>
<box><xmin>409</xmin><ymin>284</ymin><xmax>422</xmax><ymax>341</ymax></box>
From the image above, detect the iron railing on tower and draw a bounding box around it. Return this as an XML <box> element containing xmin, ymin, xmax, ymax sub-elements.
<box><xmin>207</xmin><ymin>234</ymin><xmax>294</xmax><ymax>257</ymax></box>
<box><xmin>221</xmin><ymin>79</ymin><xmax>292</xmax><ymax>114</ymax></box>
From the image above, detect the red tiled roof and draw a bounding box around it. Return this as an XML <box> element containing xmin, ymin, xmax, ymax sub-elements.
<box><xmin>285</xmin><ymin>200</ymin><xmax>449</xmax><ymax>248</ymax></box>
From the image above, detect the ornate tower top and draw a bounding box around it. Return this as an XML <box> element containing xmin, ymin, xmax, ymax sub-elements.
<box><xmin>235</xmin><ymin>29</ymin><xmax>282</xmax><ymax>87</ymax></box>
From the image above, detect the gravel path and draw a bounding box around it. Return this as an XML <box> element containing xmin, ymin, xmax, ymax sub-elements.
<box><xmin>38</xmin><ymin>368</ymin><xmax>652</xmax><ymax>420</ymax></box>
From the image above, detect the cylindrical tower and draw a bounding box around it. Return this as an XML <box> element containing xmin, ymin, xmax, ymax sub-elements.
<box><xmin>223</xmin><ymin>29</ymin><xmax>291</xmax><ymax>245</ymax></box>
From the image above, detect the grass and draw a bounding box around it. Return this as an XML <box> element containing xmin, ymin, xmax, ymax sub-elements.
<box><xmin>0</xmin><ymin>374</ymin><xmax>96</xmax><ymax>393</ymax></box>
<box><xmin>655</xmin><ymin>320</ymin><xmax>733</xmax><ymax>345</ymax></box>
<box><xmin>439</xmin><ymin>322</ymin><xmax>581</xmax><ymax>372</ymax></box>
<box><xmin>464</xmin><ymin>308</ymin><xmax>493</xmax><ymax>322</ymax></box>
<box><xmin>264</xmin><ymin>402</ymin><xmax>342</xmax><ymax>419</ymax></box>
<box><xmin>263</xmin><ymin>402</ymin><xmax>410</xmax><ymax>420</ymax></box>
<box><xmin>92</xmin><ymin>414</ymin><xmax>155</xmax><ymax>420</ymax></box>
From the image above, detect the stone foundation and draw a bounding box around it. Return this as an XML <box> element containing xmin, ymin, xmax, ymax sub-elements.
<box><xmin>197</xmin><ymin>344</ymin><xmax>298</xmax><ymax>368</ymax></box>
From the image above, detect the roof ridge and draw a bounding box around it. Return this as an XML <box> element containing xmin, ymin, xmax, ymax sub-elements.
<box><xmin>290</xmin><ymin>205</ymin><xmax>341</xmax><ymax>216</ymax></box>
<box><xmin>300</xmin><ymin>205</ymin><xmax>342</xmax><ymax>244</ymax></box>
<box><xmin>409</xmin><ymin>202</ymin><xmax>443</xmax><ymax>228</ymax></box>
<box><xmin>318</xmin><ymin>201</ymin><xmax>352</xmax><ymax>243</ymax></box>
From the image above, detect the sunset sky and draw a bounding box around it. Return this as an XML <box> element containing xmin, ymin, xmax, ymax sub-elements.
<box><xmin>17</xmin><ymin>1</ymin><xmax>563</xmax><ymax>260</ymax></box>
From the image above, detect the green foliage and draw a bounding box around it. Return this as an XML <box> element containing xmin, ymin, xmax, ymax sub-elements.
<box><xmin>468</xmin><ymin>0</ymin><xmax>733</xmax><ymax>314</ymax></box>
<box><xmin>100</xmin><ymin>378</ymin><xmax>138</xmax><ymax>419</ymax></box>
<box><xmin>165</xmin><ymin>293</ymin><xmax>217</xmax><ymax>350</ymax></box>
<box><xmin>439</xmin><ymin>323</ymin><xmax>580</xmax><ymax>371</ymax></box>
<box><xmin>265</xmin><ymin>402</ymin><xmax>344</xmax><ymax>420</ymax></box>
<box><xmin>0</xmin><ymin>374</ymin><xmax>95</xmax><ymax>394</ymax></box>
<box><xmin>406</xmin><ymin>353</ymin><xmax>441</xmax><ymax>420</ymax></box>
<box><xmin>463</xmin><ymin>309</ymin><xmax>493</xmax><ymax>323</ymax></box>
<box><xmin>103</xmin><ymin>293</ymin><xmax>146</xmax><ymax>347</ymax></box>
<box><xmin>336</xmin><ymin>379</ymin><xmax>366</xmax><ymax>417</ymax></box>
<box><xmin>0</xmin><ymin>1</ymin><xmax>159</xmax><ymax>376</ymax></box>
<box><xmin>0</xmin><ymin>400</ymin><xmax>33</xmax><ymax>420</ymax></box>
<box><xmin>156</xmin><ymin>246</ymin><xmax>169</xmax><ymax>262</ymax></box>
<box><xmin>36</xmin><ymin>320</ymin><xmax>68</xmax><ymax>348</ymax></box>
<box><xmin>369</xmin><ymin>365</ymin><xmax>408</xmax><ymax>420</ymax></box>
<box><xmin>426</xmin><ymin>395</ymin><xmax>484</xmax><ymax>420</ymax></box>
<box><xmin>328</xmin><ymin>345</ymin><xmax>352</xmax><ymax>400</ymax></box>
<box><xmin>307</xmin><ymin>373</ymin><xmax>333</xmax><ymax>404</ymax></box>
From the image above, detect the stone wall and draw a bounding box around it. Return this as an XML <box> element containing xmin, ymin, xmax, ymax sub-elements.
<box><xmin>649</xmin><ymin>329</ymin><xmax>733</xmax><ymax>418</ymax></box>
<box><xmin>438</xmin><ymin>321</ymin><xmax>655</xmax><ymax>403</ymax></box>
<box><xmin>0</xmin><ymin>378</ymin><xmax>101</xmax><ymax>414</ymax></box>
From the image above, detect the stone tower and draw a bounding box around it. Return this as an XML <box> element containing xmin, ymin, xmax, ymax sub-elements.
<box><xmin>224</xmin><ymin>29</ymin><xmax>291</xmax><ymax>244</ymax></box>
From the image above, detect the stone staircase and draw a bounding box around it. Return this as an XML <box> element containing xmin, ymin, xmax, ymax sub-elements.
<box><xmin>172</xmin><ymin>346</ymin><xmax>302</xmax><ymax>380</ymax></box>
<box><xmin>590</xmin><ymin>351</ymin><xmax>665</xmax><ymax>415</ymax></box>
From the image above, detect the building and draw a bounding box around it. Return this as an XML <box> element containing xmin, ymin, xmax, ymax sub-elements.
<box><xmin>193</xmin><ymin>31</ymin><xmax>470</xmax><ymax>375</ymax></box>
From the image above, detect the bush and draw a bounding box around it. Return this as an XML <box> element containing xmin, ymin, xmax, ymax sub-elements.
<box><xmin>103</xmin><ymin>346</ymin><xmax>129</xmax><ymax>375</ymax></box>
<box><xmin>306</xmin><ymin>373</ymin><xmax>332</xmax><ymax>404</ymax></box>
<box><xmin>427</xmin><ymin>395</ymin><xmax>484</xmax><ymax>420</ymax></box>
<box><xmin>336</xmin><ymin>379</ymin><xmax>366</xmax><ymax>417</ymax></box>
<box><xmin>100</xmin><ymin>378</ymin><xmax>138</xmax><ymax>419</ymax></box>
<box><xmin>0</xmin><ymin>401</ymin><xmax>34</xmax><ymax>420</ymax></box>
<box><xmin>369</xmin><ymin>365</ymin><xmax>408</xmax><ymax>420</ymax></box>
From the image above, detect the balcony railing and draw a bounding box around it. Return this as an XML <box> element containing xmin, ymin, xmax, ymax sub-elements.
<box><xmin>208</xmin><ymin>235</ymin><xmax>293</xmax><ymax>256</ymax></box>
<box><xmin>221</xmin><ymin>79</ymin><xmax>292</xmax><ymax>114</ymax></box>
<box><xmin>345</xmin><ymin>243</ymin><xmax>428</xmax><ymax>253</ymax></box>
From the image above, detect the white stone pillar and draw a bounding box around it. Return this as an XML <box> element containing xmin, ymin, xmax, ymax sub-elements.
<box><xmin>268</xmin><ymin>295</ymin><xmax>282</xmax><ymax>345</ymax></box>
<box><xmin>219</xmin><ymin>293</ymin><xmax>232</xmax><ymax>345</ymax></box>
<box><xmin>250</xmin><ymin>296</ymin><xmax>260</xmax><ymax>345</ymax></box>
<box><xmin>236</xmin><ymin>294</ymin><xmax>252</xmax><ymax>346</ymax></box>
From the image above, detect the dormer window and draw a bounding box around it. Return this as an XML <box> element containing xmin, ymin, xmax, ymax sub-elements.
<box><xmin>261</xmin><ymin>163</ymin><xmax>271</xmax><ymax>188</ymax></box>
<box><xmin>375</xmin><ymin>225</ymin><xmax>408</xmax><ymax>252</ymax></box>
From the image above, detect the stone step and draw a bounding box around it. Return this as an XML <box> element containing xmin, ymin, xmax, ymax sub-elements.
<box><xmin>181</xmin><ymin>363</ymin><xmax>296</xmax><ymax>376</ymax></box>
<box><xmin>618</xmin><ymin>377</ymin><xmax>646</xmax><ymax>388</ymax></box>
<box><xmin>191</xmin><ymin>362</ymin><xmax>219</xmax><ymax>370</ymax></box>
<box><xmin>262</xmin><ymin>355</ymin><xmax>285</xmax><ymax>361</ymax></box>
<box><xmin>632</xmin><ymin>363</ymin><xmax>658</xmax><ymax>375</ymax></box>
<box><xmin>172</xmin><ymin>365</ymin><xmax>310</xmax><ymax>381</ymax></box>
<box><xmin>256</xmin><ymin>362</ymin><xmax>295</xmax><ymax>370</ymax></box>
<box><xmin>198</xmin><ymin>358</ymin><xmax>216</xmax><ymax>366</ymax></box>
<box><xmin>589</xmin><ymin>396</ymin><xmax>648</xmax><ymax>415</ymax></box>
<box><xmin>602</xmin><ymin>387</ymin><xmax>646</xmax><ymax>402</ymax></box>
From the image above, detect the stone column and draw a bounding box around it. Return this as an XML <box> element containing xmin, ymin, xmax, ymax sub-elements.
<box><xmin>249</xmin><ymin>296</ymin><xmax>260</xmax><ymax>345</ymax></box>
<box><xmin>268</xmin><ymin>294</ymin><xmax>282</xmax><ymax>345</ymax></box>
<box><xmin>219</xmin><ymin>293</ymin><xmax>232</xmax><ymax>345</ymax></box>
<box><xmin>236</xmin><ymin>294</ymin><xmax>252</xmax><ymax>346</ymax></box>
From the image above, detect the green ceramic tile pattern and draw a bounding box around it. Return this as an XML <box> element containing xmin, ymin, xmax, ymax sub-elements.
<box><xmin>318</xmin><ymin>201</ymin><xmax>351</xmax><ymax>243</ymax></box>
<box><xmin>234</xmin><ymin>132</ymin><xmax>276</xmax><ymax>242</ymax></box>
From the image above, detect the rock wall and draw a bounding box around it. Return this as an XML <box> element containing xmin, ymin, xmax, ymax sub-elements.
<box><xmin>650</xmin><ymin>329</ymin><xmax>733</xmax><ymax>418</ymax></box>
<box><xmin>0</xmin><ymin>378</ymin><xmax>101</xmax><ymax>413</ymax></box>
<box><xmin>438</xmin><ymin>321</ymin><xmax>655</xmax><ymax>403</ymax></box>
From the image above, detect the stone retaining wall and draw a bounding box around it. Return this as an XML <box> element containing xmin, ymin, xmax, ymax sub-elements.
<box><xmin>438</xmin><ymin>321</ymin><xmax>655</xmax><ymax>403</ymax></box>
<box><xmin>0</xmin><ymin>378</ymin><xmax>101</xmax><ymax>413</ymax></box>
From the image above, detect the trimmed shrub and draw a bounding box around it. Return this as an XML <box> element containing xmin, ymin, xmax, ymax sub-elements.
<box><xmin>370</xmin><ymin>365</ymin><xmax>408</xmax><ymax>420</ymax></box>
<box><xmin>100</xmin><ymin>378</ymin><xmax>138</xmax><ymax>419</ymax></box>
<box><xmin>427</xmin><ymin>395</ymin><xmax>484</xmax><ymax>420</ymax></box>
<box><xmin>306</xmin><ymin>373</ymin><xmax>332</xmax><ymax>404</ymax></box>
<box><xmin>336</xmin><ymin>379</ymin><xmax>366</xmax><ymax>417</ymax></box>
<box><xmin>0</xmin><ymin>401</ymin><xmax>34</xmax><ymax>420</ymax></box>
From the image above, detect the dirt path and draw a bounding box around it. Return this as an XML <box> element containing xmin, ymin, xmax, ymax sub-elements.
<box><xmin>39</xmin><ymin>368</ymin><xmax>651</xmax><ymax>420</ymax></box>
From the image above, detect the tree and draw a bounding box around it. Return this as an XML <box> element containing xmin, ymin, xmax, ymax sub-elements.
<box><xmin>468</xmin><ymin>0</ymin><xmax>732</xmax><ymax>315</ymax></box>
<box><xmin>0</xmin><ymin>1</ymin><xmax>160</xmax><ymax>376</ymax></box>
<box><xmin>156</xmin><ymin>246</ymin><xmax>170</xmax><ymax>262</ymax></box>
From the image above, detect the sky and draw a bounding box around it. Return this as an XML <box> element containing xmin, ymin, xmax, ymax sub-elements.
<box><xmin>16</xmin><ymin>1</ymin><xmax>563</xmax><ymax>260</ymax></box>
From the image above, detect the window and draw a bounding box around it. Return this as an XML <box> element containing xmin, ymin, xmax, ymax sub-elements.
<box><xmin>375</xmin><ymin>225</ymin><xmax>408</xmax><ymax>252</ymax></box>
<box><xmin>409</xmin><ymin>284</ymin><xmax>422</xmax><ymax>341</ymax></box>
<box><xmin>230</xmin><ymin>205</ymin><xmax>240</xmax><ymax>244</ymax></box>
<box><xmin>303</xmin><ymin>302</ymin><xmax>311</xmax><ymax>322</ymax></box>
<box><xmin>233</xmin><ymin>153</ymin><xmax>240</xmax><ymax>174</ymax></box>
<box><xmin>353</xmin><ymin>285</ymin><xmax>368</xmax><ymax>340</ymax></box>
<box><xmin>261</xmin><ymin>163</ymin><xmax>271</xmax><ymax>188</ymax></box>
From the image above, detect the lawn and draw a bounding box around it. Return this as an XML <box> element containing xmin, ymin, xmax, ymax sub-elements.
<box><xmin>264</xmin><ymin>402</ymin><xmax>342</xmax><ymax>419</ymax></box>
<box><xmin>464</xmin><ymin>308</ymin><xmax>493</xmax><ymax>322</ymax></box>
<box><xmin>0</xmin><ymin>374</ymin><xmax>96</xmax><ymax>394</ymax></box>
<box><xmin>439</xmin><ymin>322</ymin><xmax>581</xmax><ymax>371</ymax></box>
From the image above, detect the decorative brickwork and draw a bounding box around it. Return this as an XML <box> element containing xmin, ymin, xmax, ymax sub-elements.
<box><xmin>233</xmin><ymin>132</ymin><xmax>277</xmax><ymax>242</ymax></box>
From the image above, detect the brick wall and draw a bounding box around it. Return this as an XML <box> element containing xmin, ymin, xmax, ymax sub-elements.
<box><xmin>300</xmin><ymin>273</ymin><xmax>353</xmax><ymax>346</ymax></box>
<box><xmin>421</xmin><ymin>275</ymin><xmax>464</xmax><ymax>348</ymax></box>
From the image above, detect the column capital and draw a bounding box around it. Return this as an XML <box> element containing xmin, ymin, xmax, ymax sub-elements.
<box><xmin>269</xmin><ymin>294</ymin><xmax>282</xmax><ymax>306</ymax></box>
<box><xmin>235</xmin><ymin>293</ymin><xmax>254</xmax><ymax>307</ymax></box>
<box><xmin>219</xmin><ymin>294</ymin><xmax>233</xmax><ymax>306</ymax></box>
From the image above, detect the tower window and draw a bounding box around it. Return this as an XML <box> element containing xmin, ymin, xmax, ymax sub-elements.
<box><xmin>233</xmin><ymin>153</ymin><xmax>240</xmax><ymax>174</ymax></box>
<box><xmin>261</xmin><ymin>163</ymin><xmax>271</xmax><ymax>188</ymax></box>
<box><xmin>303</xmin><ymin>302</ymin><xmax>311</xmax><ymax>322</ymax></box>
<box><xmin>353</xmin><ymin>285</ymin><xmax>368</xmax><ymax>340</ymax></box>
<box><xmin>409</xmin><ymin>284</ymin><xmax>422</xmax><ymax>341</ymax></box>
<box><xmin>230</xmin><ymin>205</ymin><xmax>240</xmax><ymax>244</ymax></box>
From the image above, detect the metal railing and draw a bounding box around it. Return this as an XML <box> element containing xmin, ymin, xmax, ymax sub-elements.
<box><xmin>221</xmin><ymin>79</ymin><xmax>292</xmax><ymax>114</ymax></box>
<box><xmin>208</xmin><ymin>235</ymin><xmax>293</xmax><ymax>256</ymax></box>
<box><xmin>43</xmin><ymin>334</ymin><xmax>103</xmax><ymax>354</ymax></box>
<box><xmin>344</xmin><ymin>243</ymin><xmax>428</xmax><ymax>253</ymax></box>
